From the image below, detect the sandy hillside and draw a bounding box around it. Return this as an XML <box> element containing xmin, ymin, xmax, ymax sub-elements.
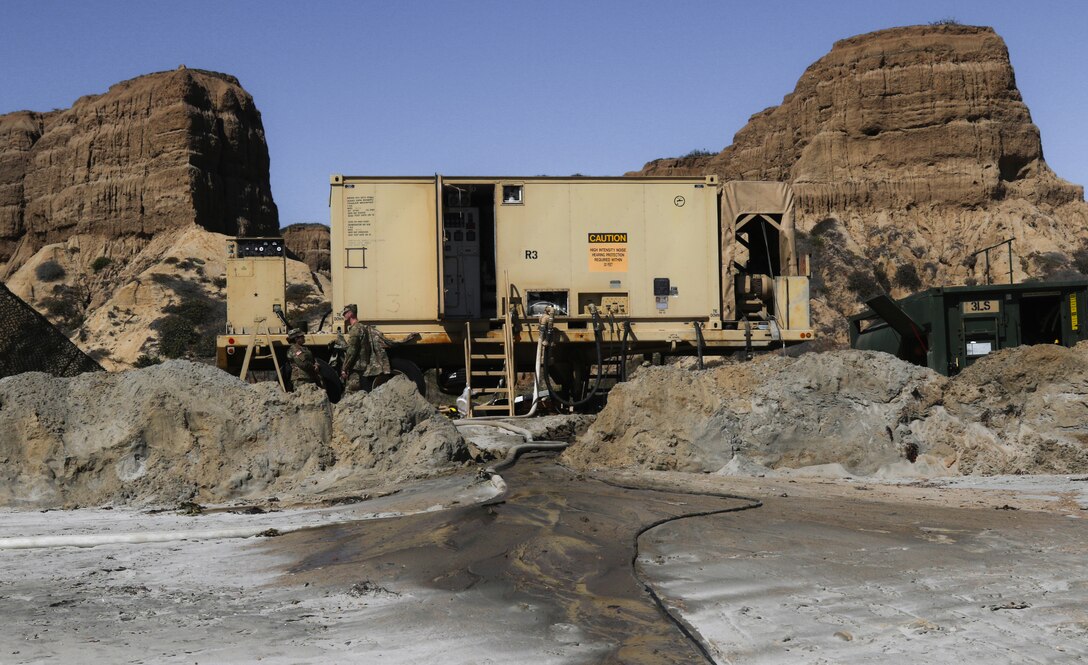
<box><xmin>5</xmin><ymin>226</ymin><xmax>327</xmax><ymax>369</ymax></box>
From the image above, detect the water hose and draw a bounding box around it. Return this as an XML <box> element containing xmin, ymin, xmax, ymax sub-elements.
<box><xmin>588</xmin><ymin>474</ymin><xmax>761</xmax><ymax>664</ymax></box>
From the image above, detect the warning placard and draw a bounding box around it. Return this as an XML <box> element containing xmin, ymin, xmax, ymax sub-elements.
<box><xmin>588</xmin><ymin>232</ymin><xmax>628</xmax><ymax>272</ymax></box>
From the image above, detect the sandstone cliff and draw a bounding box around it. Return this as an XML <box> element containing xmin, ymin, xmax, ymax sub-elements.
<box><xmin>0</xmin><ymin>68</ymin><xmax>288</xmax><ymax>367</ymax></box>
<box><xmin>282</xmin><ymin>222</ymin><xmax>331</xmax><ymax>273</ymax></box>
<box><xmin>635</xmin><ymin>25</ymin><xmax>1088</xmax><ymax>344</ymax></box>
<box><xmin>0</xmin><ymin>67</ymin><xmax>278</xmax><ymax>275</ymax></box>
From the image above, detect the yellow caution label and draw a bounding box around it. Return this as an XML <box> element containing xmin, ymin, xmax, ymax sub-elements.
<box><xmin>1071</xmin><ymin>293</ymin><xmax>1079</xmax><ymax>331</ymax></box>
<box><xmin>588</xmin><ymin>233</ymin><xmax>627</xmax><ymax>243</ymax></box>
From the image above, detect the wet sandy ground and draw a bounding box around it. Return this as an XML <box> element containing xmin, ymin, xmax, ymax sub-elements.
<box><xmin>274</xmin><ymin>456</ymin><xmax>756</xmax><ymax>664</ymax></box>
<box><xmin>0</xmin><ymin>460</ymin><xmax>1085</xmax><ymax>663</ymax></box>
<box><xmin>641</xmin><ymin>492</ymin><xmax>1088</xmax><ymax>663</ymax></box>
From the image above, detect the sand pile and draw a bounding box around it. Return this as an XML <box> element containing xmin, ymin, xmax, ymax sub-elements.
<box><xmin>914</xmin><ymin>343</ymin><xmax>1088</xmax><ymax>475</ymax></box>
<box><xmin>563</xmin><ymin>344</ymin><xmax>1088</xmax><ymax>477</ymax></box>
<box><xmin>0</xmin><ymin>361</ymin><xmax>469</xmax><ymax>508</ymax></box>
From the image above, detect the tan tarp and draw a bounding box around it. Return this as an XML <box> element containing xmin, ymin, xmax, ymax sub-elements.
<box><xmin>720</xmin><ymin>181</ymin><xmax>796</xmax><ymax>320</ymax></box>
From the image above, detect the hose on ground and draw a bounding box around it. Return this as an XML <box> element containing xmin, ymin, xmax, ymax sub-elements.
<box><xmin>452</xmin><ymin>418</ymin><xmax>568</xmax><ymax>505</ymax></box>
<box><xmin>584</xmin><ymin>473</ymin><xmax>762</xmax><ymax>665</ymax></box>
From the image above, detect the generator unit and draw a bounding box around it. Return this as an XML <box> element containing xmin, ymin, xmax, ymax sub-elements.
<box><xmin>850</xmin><ymin>280</ymin><xmax>1088</xmax><ymax>375</ymax></box>
<box><xmin>218</xmin><ymin>175</ymin><xmax>814</xmax><ymax>411</ymax></box>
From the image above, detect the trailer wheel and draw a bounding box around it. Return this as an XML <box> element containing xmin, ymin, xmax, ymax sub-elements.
<box><xmin>436</xmin><ymin>368</ymin><xmax>467</xmax><ymax>395</ymax></box>
<box><xmin>372</xmin><ymin>357</ymin><xmax>427</xmax><ymax>396</ymax></box>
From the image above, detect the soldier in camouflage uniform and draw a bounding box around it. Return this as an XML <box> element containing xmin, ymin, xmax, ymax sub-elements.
<box><xmin>286</xmin><ymin>328</ymin><xmax>322</xmax><ymax>389</ymax></box>
<box><xmin>339</xmin><ymin>304</ymin><xmax>420</xmax><ymax>393</ymax></box>
<box><xmin>340</xmin><ymin>304</ymin><xmax>377</xmax><ymax>392</ymax></box>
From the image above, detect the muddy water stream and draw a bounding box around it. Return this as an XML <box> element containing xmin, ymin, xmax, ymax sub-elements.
<box><xmin>279</xmin><ymin>456</ymin><xmax>756</xmax><ymax>663</ymax></box>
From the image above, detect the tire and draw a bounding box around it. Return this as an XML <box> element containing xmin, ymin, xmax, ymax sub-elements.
<box><xmin>372</xmin><ymin>357</ymin><xmax>427</xmax><ymax>396</ymax></box>
<box><xmin>436</xmin><ymin>368</ymin><xmax>467</xmax><ymax>395</ymax></box>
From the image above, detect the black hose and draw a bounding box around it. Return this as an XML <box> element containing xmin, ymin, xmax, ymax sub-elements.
<box><xmin>619</xmin><ymin>320</ymin><xmax>632</xmax><ymax>382</ymax></box>
<box><xmin>541</xmin><ymin>310</ymin><xmax>606</xmax><ymax>409</ymax></box>
<box><xmin>587</xmin><ymin>473</ymin><xmax>762</xmax><ymax>665</ymax></box>
<box><xmin>760</xmin><ymin>221</ymin><xmax>787</xmax><ymax>354</ymax></box>
<box><xmin>693</xmin><ymin>321</ymin><xmax>705</xmax><ymax>370</ymax></box>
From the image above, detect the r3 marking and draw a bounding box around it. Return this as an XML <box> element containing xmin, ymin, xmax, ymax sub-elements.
<box><xmin>524</xmin><ymin>250</ymin><xmax>539</xmax><ymax>260</ymax></box>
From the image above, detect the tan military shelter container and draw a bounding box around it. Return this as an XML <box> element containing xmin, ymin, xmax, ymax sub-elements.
<box><xmin>218</xmin><ymin>175</ymin><xmax>813</xmax><ymax>406</ymax></box>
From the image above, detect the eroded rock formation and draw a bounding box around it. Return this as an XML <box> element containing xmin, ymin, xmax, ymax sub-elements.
<box><xmin>635</xmin><ymin>25</ymin><xmax>1088</xmax><ymax>343</ymax></box>
<box><xmin>0</xmin><ymin>67</ymin><xmax>278</xmax><ymax>274</ymax></box>
<box><xmin>282</xmin><ymin>223</ymin><xmax>331</xmax><ymax>273</ymax></box>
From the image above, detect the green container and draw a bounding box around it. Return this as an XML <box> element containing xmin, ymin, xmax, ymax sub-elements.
<box><xmin>849</xmin><ymin>280</ymin><xmax>1088</xmax><ymax>376</ymax></box>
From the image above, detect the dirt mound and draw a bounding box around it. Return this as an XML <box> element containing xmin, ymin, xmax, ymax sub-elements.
<box><xmin>562</xmin><ymin>345</ymin><xmax>1088</xmax><ymax>477</ymax></box>
<box><xmin>914</xmin><ymin>343</ymin><xmax>1088</xmax><ymax>475</ymax></box>
<box><xmin>0</xmin><ymin>362</ymin><xmax>468</xmax><ymax>509</ymax></box>
<box><xmin>564</xmin><ymin>351</ymin><xmax>942</xmax><ymax>474</ymax></box>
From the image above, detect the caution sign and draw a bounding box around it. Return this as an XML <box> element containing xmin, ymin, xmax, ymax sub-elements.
<box><xmin>588</xmin><ymin>233</ymin><xmax>628</xmax><ymax>272</ymax></box>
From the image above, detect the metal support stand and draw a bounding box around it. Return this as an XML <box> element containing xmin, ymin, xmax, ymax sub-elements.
<box><xmin>239</xmin><ymin>317</ymin><xmax>285</xmax><ymax>391</ymax></box>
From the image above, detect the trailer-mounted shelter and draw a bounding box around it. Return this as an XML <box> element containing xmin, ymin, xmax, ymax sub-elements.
<box><xmin>850</xmin><ymin>281</ymin><xmax>1088</xmax><ymax>375</ymax></box>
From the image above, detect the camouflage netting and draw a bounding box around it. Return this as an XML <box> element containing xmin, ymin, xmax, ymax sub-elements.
<box><xmin>0</xmin><ymin>283</ymin><xmax>102</xmax><ymax>378</ymax></box>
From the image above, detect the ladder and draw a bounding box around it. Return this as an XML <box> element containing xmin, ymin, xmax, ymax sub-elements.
<box><xmin>463</xmin><ymin>301</ymin><xmax>517</xmax><ymax>417</ymax></box>
<box><xmin>238</xmin><ymin>318</ymin><xmax>286</xmax><ymax>391</ymax></box>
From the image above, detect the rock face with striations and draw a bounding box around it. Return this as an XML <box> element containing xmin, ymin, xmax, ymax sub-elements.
<box><xmin>0</xmin><ymin>67</ymin><xmax>278</xmax><ymax>274</ymax></box>
<box><xmin>635</xmin><ymin>25</ymin><xmax>1088</xmax><ymax>344</ymax></box>
<box><xmin>282</xmin><ymin>223</ymin><xmax>331</xmax><ymax>273</ymax></box>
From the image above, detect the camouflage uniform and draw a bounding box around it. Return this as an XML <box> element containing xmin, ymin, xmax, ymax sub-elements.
<box><xmin>342</xmin><ymin>320</ymin><xmax>373</xmax><ymax>392</ymax></box>
<box><xmin>288</xmin><ymin>340</ymin><xmax>321</xmax><ymax>387</ymax></box>
<box><xmin>342</xmin><ymin>322</ymin><xmax>392</xmax><ymax>392</ymax></box>
<box><xmin>364</xmin><ymin>326</ymin><xmax>392</xmax><ymax>376</ymax></box>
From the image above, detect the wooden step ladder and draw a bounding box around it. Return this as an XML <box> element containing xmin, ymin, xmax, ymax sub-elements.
<box><xmin>463</xmin><ymin>303</ymin><xmax>517</xmax><ymax>417</ymax></box>
<box><xmin>238</xmin><ymin>318</ymin><xmax>286</xmax><ymax>391</ymax></box>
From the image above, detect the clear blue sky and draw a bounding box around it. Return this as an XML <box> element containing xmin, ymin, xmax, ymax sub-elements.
<box><xmin>2</xmin><ymin>1</ymin><xmax>1085</xmax><ymax>227</ymax></box>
